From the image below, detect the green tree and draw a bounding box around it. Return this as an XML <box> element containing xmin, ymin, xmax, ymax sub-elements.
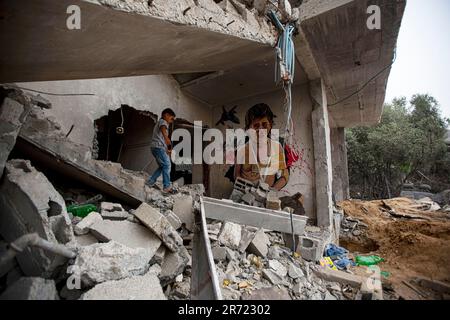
<box><xmin>346</xmin><ymin>94</ymin><xmax>449</xmax><ymax>199</ymax></box>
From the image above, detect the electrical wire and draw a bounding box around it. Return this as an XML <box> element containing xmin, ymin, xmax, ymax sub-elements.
<box><xmin>12</xmin><ymin>85</ymin><xmax>95</xmax><ymax>96</ymax></box>
<box><xmin>328</xmin><ymin>48</ymin><xmax>397</xmax><ymax>107</ymax></box>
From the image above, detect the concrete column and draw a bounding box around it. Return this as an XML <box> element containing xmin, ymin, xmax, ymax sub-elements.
<box><xmin>310</xmin><ymin>79</ymin><xmax>333</xmax><ymax>228</ymax></box>
<box><xmin>331</xmin><ymin>127</ymin><xmax>350</xmax><ymax>202</ymax></box>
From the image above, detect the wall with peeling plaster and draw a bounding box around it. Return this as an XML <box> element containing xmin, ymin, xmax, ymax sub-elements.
<box><xmin>17</xmin><ymin>75</ymin><xmax>213</xmax><ymax>148</ymax></box>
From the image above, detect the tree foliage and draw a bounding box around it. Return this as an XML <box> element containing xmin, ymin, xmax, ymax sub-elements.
<box><xmin>346</xmin><ymin>94</ymin><xmax>449</xmax><ymax>199</ymax></box>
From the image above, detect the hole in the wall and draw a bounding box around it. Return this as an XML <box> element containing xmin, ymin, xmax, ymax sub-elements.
<box><xmin>93</xmin><ymin>107</ymin><xmax>211</xmax><ymax>194</ymax></box>
<box><xmin>94</xmin><ymin>105</ymin><xmax>158</xmax><ymax>174</ymax></box>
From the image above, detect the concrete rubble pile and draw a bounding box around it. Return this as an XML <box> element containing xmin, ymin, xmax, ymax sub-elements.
<box><xmin>0</xmin><ymin>154</ymin><xmax>371</xmax><ymax>300</ymax></box>
<box><xmin>0</xmin><ymin>156</ymin><xmax>205</xmax><ymax>299</ymax></box>
<box><xmin>0</xmin><ymin>86</ymin><xmax>375</xmax><ymax>300</ymax></box>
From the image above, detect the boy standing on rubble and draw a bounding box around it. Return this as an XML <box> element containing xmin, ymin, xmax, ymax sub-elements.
<box><xmin>147</xmin><ymin>108</ymin><xmax>177</xmax><ymax>194</ymax></box>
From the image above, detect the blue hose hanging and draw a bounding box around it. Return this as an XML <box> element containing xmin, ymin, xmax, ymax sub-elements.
<box><xmin>268</xmin><ymin>10</ymin><xmax>296</xmax><ymax>84</ymax></box>
<box><xmin>268</xmin><ymin>10</ymin><xmax>296</xmax><ymax>140</ymax></box>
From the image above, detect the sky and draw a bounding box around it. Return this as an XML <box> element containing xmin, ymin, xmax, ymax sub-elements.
<box><xmin>385</xmin><ymin>0</ymin><xmax>450</xmax><ymax>122</ymax></box>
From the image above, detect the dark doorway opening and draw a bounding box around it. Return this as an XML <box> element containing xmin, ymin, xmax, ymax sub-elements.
<box><xmin>94</xmin><ymin>105</ymin><xmax>157</xmax><ymax>173</ymax></box>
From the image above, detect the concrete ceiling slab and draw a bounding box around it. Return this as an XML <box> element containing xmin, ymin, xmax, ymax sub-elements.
<box><xmin>0</xmin><ymin>0</ymin><xmax>275</xmax><ymax>82</ymax></box>
<box><xmin>299</xmin><ymin>0</ymin><xmax>406</xmax><ymax>127</ymax></box>
<box><xmin>176</xmin><ymin>51</ymin><xmax>309</xmax><ymax>106</ymax></box>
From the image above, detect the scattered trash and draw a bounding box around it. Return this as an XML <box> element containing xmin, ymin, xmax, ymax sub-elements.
<box><xmin>319</xmin><ymin>257</ymin><xmax>338</xmax><ymax>271</ymax></box>
<box><xmin>324</xmin><ymin>244</ymin><xmax>356</xmax><ymax>270</ymax></box>
<box><xmin>67</xmin><ymin>204</ymin><xmax>98</xmax><ymax>218</ymax></box>
<box><xmin>355</xmin><ymin>255</ymin><xmax>384</xmax><ymax>266</ymax></box>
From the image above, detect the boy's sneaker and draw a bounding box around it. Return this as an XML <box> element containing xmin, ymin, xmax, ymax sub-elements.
<box><xmin>162</xmin><ymin>187</ymin><xmax>178</xmax><ymax>195</ymax></box>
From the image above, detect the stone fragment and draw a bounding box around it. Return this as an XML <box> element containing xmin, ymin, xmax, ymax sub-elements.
<box><xmin>159</xmin><ymin>246</ymin><xmax>190</xmax><ymax>286</ymax></box>
<box><xmin>81</xmin><ymin>271</ymin><xmax>166</xmax><ymax>300</ymax></box>
<box><xmin>262</xmin><ymin>269</ymin><xmax>282</xmax><ymax>285</ymax></box>
<box><xmin>134</xmin><ymin>203</ymin><xmax>183</xmax><ymax>252</ymax></box>
<box><xmin>239</xmin><ymin>227</ymin><xmax>256</xmax><ymax>252</ymax></box>
<box><xmin>172</xmin><ymin>195</ymin><xmax>194</xmax><ymax>231</ymax></box>
<box><xmin>212</xmin><ymin>246</ymin><xmax>228</xmax><ymax>262</ymax></box>
<box><xmin>163</xmin><ymin>210</ymin><xmax>183</xmax><ymax>230</ymax></box>
<box><xmin>74</xmin><ymin>211</ymin><xmax>102</xmax><ymax>235</ymax></box>
<box><xmin>89</xmin><ymin>220</ymin><xmax>161</xmax><ymax>257</ymax></box>
<box><xmin>0</xmin><ymin>159</ymin><xmax>74</xmax><ymax>277</ymax></box>
<box><xmin>218</xmin><ymin>222</ymin><xmax>242</xmax><ymax>249</ymax></box>
<box><xmin>100</xmin><ymin>202</ymin><xmax>130</xmax><ymax>220</ymax></box>
<box><xmin>268</xmin><ymin>260</ymin><xmax>287</xmax><ymax>278</ymax></box>
<box><xmin>288</xmin><ymin>263</ymin><xmax>304</xmax><ymax>279</ymax></box>
<box><xmin>73</xmin><ymin>241</ymin><xmax>152</xmax><ymax>286</ymax></box>
<box><xmin>247</xmin><ymin>229</ymin><xmax>270</xmax><ymax>257</ymax></box>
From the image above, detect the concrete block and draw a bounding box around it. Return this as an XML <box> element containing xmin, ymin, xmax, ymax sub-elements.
<box><xmin>159</xmin><ymin>246</ymin><xmax>190</xmax><ymax>286</ymax></box>
<box><xmin>172</xmin><ymin>195</ymin><xmax>194</xmax><ymax>231</ymax></box>
<box><xmin>268</xmin><ymin>259</ymin><xmax>287</xmax><ymax>278</ymax></box>
<box><xmin>262</xmin><ymin>269</ymin><xmax>283</xmax><ymax>285</ymax></box>
<box><xmin>241</xmin><ymin>193</ymin><xmax>255</xmax><ymax>205</ymax></box>
<box><xmin>74</xmin><ymin>211</ymin><xmax>102</xmax><ymax>235</ymax></box>
<box><xmin>89</xmin><ymin>220</ymin><xmax>161</xmax><ymax>257</ymax></box>
<box><xmin>0</xmin><ymin>277</ymin><xmax>58</xmax><ymax>300</ymax></box>
<box><xmin>239</xmin><ymin>228</ymin><xmax>256</xmax><ymax>253</ymax></box>
<box><xmin>101</xmin><ymin>211</ymin><xmax>131</xmax><ymax>220</ymax></box>
<box><xmin>0</xmin><ymin>159</ymin><xmax>74</xmax><ymax>277</ymax></box>
<box><xmin>247</xmin><ymin>229</ymin><xmax>270</xmax><ymax>257</ymax></box>
<box><xmin>81</xmin><ymin>270</ymin><xmax>166</xmax><ymax>300</ymax></box>
<box><xmin>297</xmin><ymin>237</ymin><xmax>322</xmax><ymax>262</ymax></box>
<box><xmin>313</xmin><ymin>266</ymin><xmax>365</xmax><ymax>288</ymax></box>
<box><xmin>74</xmin><ymin>241</ymin><xmax>153</xmax><ymax>286</ymax></box>
<box><xmin>230</xmin><ymin>189</ymin><xmax>244</xmax><ymax>202</ymax></box>
<box><xmin>212</xmin><ymin>246</ymin><xmax>228</xmax><ymax>262</ymax></box>
<box><xmin>134</xmin><ymin>203</ymin><xmax>183</xmax><ymax>252</ymax></box>
<box><xmin>100</xmin><ymin>201</ymin><xmax>130</xmax><ymax>220</ymax></box>
<box><xmin>288</xmin><ymin>263</ymin><xmax>304</xmax><ymax>279</ymax></box>
<box><xmin>163</xmin><ymin>209</ymin><xmax>183</xmax><ymax>230</ymax></box>
<box><xmin>266</xmin><ymin>192</ymin><xmax>281</xmax><ymax>210</ymax></box>
<box><xmin>218</xmin><ymin>222</ymin><xmax>242</xmax><ymax>249</ymax></box>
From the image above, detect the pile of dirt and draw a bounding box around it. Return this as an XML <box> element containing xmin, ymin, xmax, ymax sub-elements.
<box><xmin>338</xmin><ymin>197</ymin><xmax>450</xmax><ymax>300</ymax></box>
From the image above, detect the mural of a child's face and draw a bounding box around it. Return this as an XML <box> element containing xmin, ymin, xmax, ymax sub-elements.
<box><xmin>250</xmin><ymin>116</ymin><xmax>272</xmax><ymax>133</ymax></box>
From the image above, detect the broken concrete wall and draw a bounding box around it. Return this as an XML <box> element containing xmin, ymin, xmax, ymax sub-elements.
<box><xmin>0</xmin><ymin>159</ymin><xmax>75</xmax><ymax>277</ymax></box>
<box><xmin>0</xmin><ymin>88</ymin><xmax>36</xmax><ymax>178</ymax></box>
<box><xmin>16</xmin><ymin>75</ymin><xmax>213</xmax><ymax>151</ymax></box>
<box><xmin>84</xmin><ymin>0</ymin><xmax>276</xmax><ymax>45</ymax></box>
<box><xmin>209</xmin><ymin>83</ymin><xmax>315</xmax><ymax>220</ymax></box>
<box><xmin>330</xmin><ymin>127</ymin><xmax>349</xmax><ymax>202</ymax></box>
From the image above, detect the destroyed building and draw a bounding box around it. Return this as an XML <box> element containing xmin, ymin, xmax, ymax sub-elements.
<box><xmin>0</xmin><ymin>0</ymin><xmax>406</xmax><ymax>300</ymax></box>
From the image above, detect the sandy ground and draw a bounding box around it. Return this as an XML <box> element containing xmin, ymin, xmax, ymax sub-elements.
<box><xmin>338</xmin><ymin>198</ymin><xmax>450</xmax><ymax>300</ymax></box>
